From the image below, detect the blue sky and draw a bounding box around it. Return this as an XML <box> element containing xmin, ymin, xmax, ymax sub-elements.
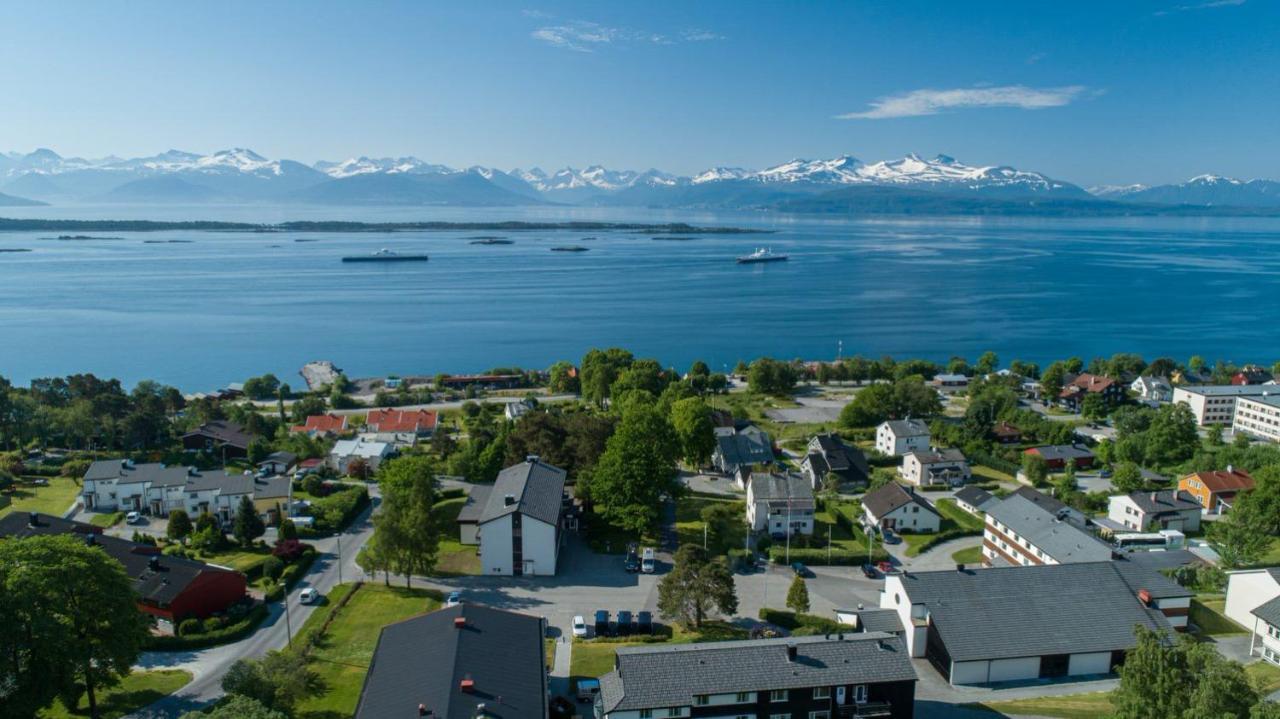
<box><xmin>2</xmin><ymin>0</ymin><xmax>1276</xmax><ymax>185</ymax></box>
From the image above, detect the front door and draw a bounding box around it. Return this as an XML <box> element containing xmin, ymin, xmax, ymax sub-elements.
<box><xmin>836</xmin><ymin>686</ymin><xmax>847</xmax><ymax>705</ymax></box>
<box><xmin>855</xmin><ymin>685</ymin><xmax>867</xmax><ymax>704</ymax></box>
<box><xmin>523</xmin><ymin>559</ymin><xmax>535</xmax><ymax>575</ymax></box>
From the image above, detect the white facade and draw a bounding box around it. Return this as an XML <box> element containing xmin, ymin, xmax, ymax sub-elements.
<box><xmin>328</xmin><ymin>439</ymin><xmax>393</xmax><ymax>474</ymax></box>
<box><xmin>82</xmin><ymin>477</ymin><xmax>148</xmax><ymax>512</ymax></box>
<box><xmin>864</xmin><ymin>500</ymin><xmax>941</xmax><ymax>533</ymax></box>
<box><xmin>1173</xmin><ymin>385</ymin><xmax>1271</xmax><ymax>426</ymax></box>
<box><xmin>900</xmin><ymin>452</ymin><xmax>970</xmax><ymax>488</ymax></box>
<box><xmin>1106</xmin><ymin>495</ymin><xmax>1201</xmax><ymax>533</ymax></box>
<box><xmin>478</xmin><ymin>513</ymin><xmax>559</xmax><ymax>576</ymax></box>
<box><xmin>1226</xmin><ymin>570</ymin><xmax>1280</xmax><ymax>664</ymax></box>
<box><xmin>1233</xmin><ymin>395</ymin><xmax>1280</xmax><ymax>443</ymax></box>
<box><xmin>875</xmin><ymin>421</ymin><xmax>930</xmax><ymax>457</ymax></box>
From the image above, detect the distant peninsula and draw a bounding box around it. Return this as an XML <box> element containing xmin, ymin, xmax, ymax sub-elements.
<box><xmin>0</xmin><ymin>219</ymin><xmax>770</xmax><ymax>234</ymax></box>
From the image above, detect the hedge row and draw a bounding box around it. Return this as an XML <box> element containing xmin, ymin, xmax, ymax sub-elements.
<box><xmin>309</xmin><ymin>486</ymin><xmax>369</xmax><ymax>533</ymax></box>
<box><xmin>767</xmin><ymin>546</ymin><xmax>885</xmax><ymax>566</ymax></box>
<box><xmin>757</xmin><ymin>608</ymin><xmax>844</xmax><ymax>634</ymax></box>
<box><xmin>145</xmin><ymin>603</ymin><xmax>269</xmax><ymax>651</ymax></box>
<box><xmin>965</xmin><ymin>449</ymin><xmax>1021</xmax><ymax>477</ymax></box>
<box><xmin>901</xmin><ymin>524</ymin><xmax>981</xmax><ymax>557</ymax></box>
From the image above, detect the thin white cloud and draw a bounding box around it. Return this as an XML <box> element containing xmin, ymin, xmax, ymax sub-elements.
<box><xmin>837</xmin><ymin>85</ymin><xmax>1088</xmax><ymax>120</ymax></box>
<box><xmin>1155</xmin><ymin>0</ymin><xmax>1245</xmax><ymax>15</ymax></box>
<box><xmin>1025</xmin><ymin>52</ymin><xmax>1048</xmax><ymax>65</ymax></box>
<box><xmin>530</xmin><ymin>20</ymin><xmax>723</xmax><ymax>52</ymax></box>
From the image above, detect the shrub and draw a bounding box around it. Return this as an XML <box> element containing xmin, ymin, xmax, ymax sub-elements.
<box><xmin>767</xmin><ymin>546</ymin><xmax>886</xmax><ymax>566</ymax></box>
<box><xmin>178</xmin><ymin>618</ymin><xmax>202</xmax><ymax>637</ymax></box>
<box><xmin>146</xmin><ymin>604</ymin><xmax>268</xmax><ymax>650</ymax></box>
<box><xmin>272</xmin><ymin>539</ymin><xmax>306</xmax><ymax>562</ymax></box>
<box><xmin>203</xmin><ymin>616</ymin><xmax>225</xmax><ymax>633</ymax></box>
<box><xmin>262</xmin><ymin>556</ymin><xmax>285</xmax><ymax>580</ymax></box>
<box><xmin>757</xmin><ymin>608</ymin><xmax>843</xmax><ymax>634</ymax></box>
<box><xmin>310</xmin><ymin>485</ymin><xmax>369</xmax><ymax>532</ymax></box>
<box><xmin>60</xmin><ymin>458</ymin><xmax>92</xmax><ymax>478</ymax></box>
<box><xmin>264</xmin><ymin>584</ymin><xmax>285</xmax><ymax>602</ymax></box>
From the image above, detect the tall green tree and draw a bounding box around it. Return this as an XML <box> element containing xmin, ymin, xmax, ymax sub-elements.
<box><xmin>180</xmin><ymin>695</ymin><xmax>287</xmax><ymax>719</ymax></box>
<box><xmin>580</xmin><ymin>347</ymin><xmax>634</xmax><ymax>406</ymax></box>
<box><xmin>657</xmin><ymin>545</ymin><xmax>738</xmax><ymax>628</ymax></box>
<box><xmin>0</xmin><ymin>535</ymin><xmax>148</xmax><ymax>719</ymax></box>
<box><xmin>1040</xmin><ymin>362</ymin><xmax>1067</xmax><ymax>406</ymax></box>
<box><xmin>166</xmin><ymin>509</ymin><xmax>193</xmax><ymax>542</ymax></box>
<box><xmin>975</xmin><ymin>351</ymin><xmax>999</xmax><ymax>375</ymax></box>
<box><xmin>372</xmin><ymin>455</ymin><xmax>442</xmax><ymax>585</ymax></box>
<box><xmin>670</xmin><ymin>397</ymin><xmax>716</xmax><ymax>467</ymax></box>
<box><xmin>786</xmin><ymin>575</ymin><xmax>811</xmax><ymax>613</ymax></box>
<box><xmin>584</xmin><ymin>404</ymin><xmax>680</xmax><ymax>533</ymax></box>
<box><xmin>1112</xmin><ymin>626</ymin><xmax>1258</xmax><ymax>719</ymax></box>
<box><xmin>1022</xmin><ymin>453</ymin><xmax>1049</xmax><ymax>487</ymax></box>
<box><xmin>747</xmin><ymin>357</ymin><xmax>799</xmax><ymax>396</ymax></box>
<box><xmin>222</xmin><ymin>651</ymin><xmax>320</xmax><ymax>715</ymax></box>
<box><xmin>547</xmin><ymin>360</ymin><xmax>581</xmax><ymax>395</ymax></box>
<box><xmin>233</xmin><ymin>495</ymin><xmax>266</xmax><ymax>546</ymax></box>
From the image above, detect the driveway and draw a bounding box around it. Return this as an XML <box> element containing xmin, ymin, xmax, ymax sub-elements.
<box><xmin>681</xmin><ymin>471</ymin><xmax>743</xmax><ymax>497</ymax></box>
<box><xmin>765</xmin><ymin>396</ymin><xmax>849</xmax><ymax>424</ymax></box>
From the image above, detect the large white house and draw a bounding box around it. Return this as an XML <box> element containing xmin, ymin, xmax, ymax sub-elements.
<box><xmin>900</xmin><ymin>448</ymin><xmax>969</xmax><ymax>488</ymax></box>
<box><xmin>1225</xmin><ymin>568</ymin><xmax>1280</xmax><ymax>665</ymax></box>
<box><xmin>328</xmin><ymin>439</ymin><xmax>394</xmax><ymax>474</ymax></box>
<box><xmin>1173</xmin><ymin>385</ymin><xmax>1274</xmax><ymax>426</ymax></box>
<box><xmin>1233</xmin><ymin>394</ymin><xmax>1280</xmax><ymax>443</ymax></box>
<box><xmin>876</xmin><ymin>419</ymin><xmax>930</xmax><ymax>457</ymax></box>
<box><xmin>1107</xmin><ymin>490</ymin><xmax>1202</xmax><ymax>533</ymax></box>
<box><xmin>473</xmin><ymin>457</ymin><xmax>567</xmax><ymax>577</ymax></box>
<box><xmin>862</xmin><ymin>483</ymin><xmax>941</xmax><ymax>533</ymax></box>
<box><xmin>744</xmin><ymin>472</ymin><xmax>814</xmax><ymax>536</ymax></box>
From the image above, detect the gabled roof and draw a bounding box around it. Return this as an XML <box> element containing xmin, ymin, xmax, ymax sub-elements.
<box><xmin>1125</xmin><ymin>490</ymin><xmax>1201</xmax><ymax>515</ymax></box>
<box><xmin>881</xmin><ymin>419</ymin><xmax>929</xmax><ymax>438</ymax></box>
<box><xmin>807</xmin><ymin>434</ymin><xmax>870</xmax><ymax>479</ymax></box>
<box><xmin>1183</xmin><ymin>468</ymin><xmax>1254</xmax><ymax>494</ymax></box>
<box><xmin>749</xmin><ymin>473</ymin><xmax>815</xmax><ymax>507</ymax></box>
<box><xmin>330</xmin><ymin>439</ymin><xmax>393</xmax><ymax>459</ymax></box>
<box><xmin>456</xmin><ymin>485</ymin><xmax>492</xmax><ymax>524</ymax></box>
<box><xmin>365</xmin><ymin>408</ymin><xmax>438</xmax><ymax>434</ymax></box>
<box><xmin>1254</xmin><ymin>597</ymin><xmax>1280</xmax><ymax>628</ymax></box>
<box><xmin>182</xmin><ymin>421</ymin><xmax>254</xmax><ymax>449</ymax></box>
<box><xmin>953</xmin><ymin>486</ymin><xmax>996</xmax><ymax>510</ymax></box>
<box><xmin>478</xmin><ymin>458</ymin><xmax>566</xmax><ymax>527</ymax></box>
<box><xmin>906</xmin><ymin>448</ymin><xmax>967</xmax><ymax>465</ymax></box>
<box><xmin>714</xmin><ymin>427</ymin><xmax>774</xmax><ymax>467</ymax></box>
<box><xmin>837</xmin><ymin>608</ymin><xmax>904</xmax><ymax>635</ymax></box>
<box><xmin>598</xmin><ymin>633</ymin><xmax>916</xmax><ymax>713</ymax></box>
<box><xmin>84</xmin><ymin>460</ymin><xmax>191</xmax><ymax>487</ymax></box>
<box><xmin>1009</xmin><ymin>486</ymin><xmax>1073</xmax><ymax>517</ymax></box>
<box><xmin>987</xmin><ymin>493</ymin><xmax>1111</xmax><ymax>563</ymax></box>
<box><xmin>355</xmin><ymin>604</ymin><xmax>546</xmax><ymax>719</ymax></box>
<box><xmin>185</xmin><ymin>470</ymin><xmax>291</xmax><ymax>499</ymax></box>
<box><xmin>259</xmin><ymin>451</ymin><xmax>298</xmax><ymax>468</ymax></box>
<box><xmin>896</xmin><ymin>562</ymin><xmax>1186</xmax><ymax>662</ymax></box>
<box><xmin>0</xmin><ymin>512</ymin><xmax>242</xmax><ymax>607</ymax></box>
<box><xmin>1060</xmin><ymin>373</ymin><xmax>1118</xmax><ymax>398</ymax></box>
<box><xmin>291</xmin><ymin>414</ymin><xmax>348</xmax><ymax>434</ymax></box>
<box><xmin>862</xmin><ymin>482</ymin><xmax>938</xmax><ymax>521</ymax></box>
<box><xmin>1025</xmin><ymin>444</ymin><xmax>1095</xmax><ymax>462</ymax></box>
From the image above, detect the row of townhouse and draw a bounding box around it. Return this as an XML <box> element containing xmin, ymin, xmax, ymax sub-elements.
<box><xmin>82</xmin><ymin>459</ymin><xmax>291</xmax><ymax>525</ymax></box>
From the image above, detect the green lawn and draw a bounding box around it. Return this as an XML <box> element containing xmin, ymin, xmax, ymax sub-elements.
<box><xmin>1247</xmin><ymin>660</ymin><xmax>1280</xmax><ymax>693</ymax></box>
<box><xmin>1253</xmin><ymin>537</ymin><xmax>1280</xmax><ymax>567</ymax></box>
<box><xmin>972</xmin><ymin>464</ymin><xmax>1016</xmax><ymax>483</ymax></box>
<box><xmin>951</xmin><ymin>546</ymin><xmax>984</xmax><ymax>564</ymax></box>
<box><xmin>675</xmin><ymin>496</ymin><xmax>746</xmax><ymax>555</ymax></box>
<box><xmin>1191</xmin><ymin>595</ymin><xmax>1246</xmax><ymax>636</ymax></box>
<box><xmin>1</xmin><ymin>476</ymin><xmax>81</xmax><ymax>518</ymax></box>
<box><xmin>431</xmin><ymin>496</ymin><xmax>480</xmax><ymax>576</ymax></box>
<box><xmin>967</xmin><ymin>691</ymin><xmax>1114</xmax><ymax>719</ymax></box>
<box><xmin>570</xmin><ymin>621</ymin><xmax>748</xmax><ymax>690</ymax></box>
<box><xmin>295</xmin><ymin>582</ymin><xmax>442</xmax><ymax>719</ymax></box>
<box><xmin>89</xmin><ymin>511</ymin><xmax>125</xmax><ymax>528</ymax></box>
<box><xmin>900</xmin><ymin>499</ymin><xmax>985</xmax><ymax>558</ymax></box>
<box><xmin>37</xmin><ymin>670</ymin><xmax>192</xmax><ymax>719</ymax></box>
<box><xmin>812</xmin><ymin>501</ymin><xmax>876</xmax><ymax>553</ymax></box>
<box><xmin>197</xmin><ymin>546</ymin><xmax>273</xmax><ymax>573</ymax></box>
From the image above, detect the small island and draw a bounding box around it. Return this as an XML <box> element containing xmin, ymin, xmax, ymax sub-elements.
<box><xmin>469</xmin><ymin>238</ymin><xmax>514</xmax><ymax>245</ymax></box>
<box><xmin>551</xmin><ymin>246</ymin><xmax>590</xmax><ymax>252</ymax></box>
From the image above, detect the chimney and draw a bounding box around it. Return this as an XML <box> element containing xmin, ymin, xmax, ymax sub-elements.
<box><xmin>121</xmin><ymin>459</ymin><xmax>130</xmax><ymax>469</ymax></box>
<box><xmin>956</xmin><ymin>563</ymin><xmax>965</xmax><ymax>572</ymax></box>
<box><xmin>459</xmin><ymin>678</ymin><xmax>475</xmax><ymax>693</ymax></box>
<box><xmin>417</xmin><ymin>705</ymin><xmax>431</xmax><ymax>717</ymax></box>
<box><xmin>786</xmin><ymin>644</ymin><xmax>797</xmax><ymax>662</ymax></box>
<box><xmin>877</xmin><ymin>640</ymin><xmax>891</xmax><ymax>651</ymax></box>
<box><xmin>1138</xmin><ymin>589</ymin><xmax>1152</xmax><ymax>606</ymax></box>
<box><xmin>504</xmin><ymin>494</ymin><xmax>515</xmax><ymax>507</ymax></box>
<box><xmin>454</xmin><ymin>616</ymin><xmax>466</xmax><ymax>629</ymax></box>
<box><xmin>1227</xmin><ymin>464</ymin><xmax>1234</xmax><ymax>475</ymax></box>
<box><xmin>526</xmin><ymin>455</ymin><xmax>540</xmax><ymax>464</ymax></box>
<box><xmin>1151</xmin><ymin>492</ymin><xmax>1158</xmax><ymax>505</ymax></box>
<box><xmin>188</xmin><ymin>466</ymin><xmax>198</xmax><ymax>476</ymax></box>
<box><xmin>148</xmin><ymin>556</ymin><xmax>161</xmax><ymax>571</ymax></box>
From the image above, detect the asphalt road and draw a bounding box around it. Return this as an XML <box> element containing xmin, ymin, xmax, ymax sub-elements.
<box><xmin>125</xmin><ymin>488</ymin><xmax>380</xmax><ymax>718</ymax></box>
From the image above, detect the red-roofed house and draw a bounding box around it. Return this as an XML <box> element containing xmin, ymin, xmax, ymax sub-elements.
<box><xmin>1232</xmin><ymin>365</ymin><xmax>1274</xmax><ymax>386</ymax></box>
<box><xmin>1059</xmin><ymin>373</ymin><xmax>1125</xmax><ymax>412</ymax></box>
<box><xmin>291</xmin><ymin>414</ymin><xmax>350</xmax><ymax>437</ymax></box>
<box><xmin>365</xmin><ymin>408</ymin><xmax>438</xmax><ymax>436</ymax></box>
<box><xmin>1178</xmin><ymin>467</ymin><xmax>1254</xmax><ymax>515</ymax></box>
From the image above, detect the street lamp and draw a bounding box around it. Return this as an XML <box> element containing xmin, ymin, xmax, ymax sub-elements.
<box><xmin>280</xmin><ymin>581</ymin><xmax>293</xmax><ymax>648</ymax></box>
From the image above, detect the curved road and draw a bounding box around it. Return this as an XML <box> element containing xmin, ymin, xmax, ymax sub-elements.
<box><xmin>126</xmin><ymin>489</ymin><xmax>380</xmax><ymax>718</ymax></box>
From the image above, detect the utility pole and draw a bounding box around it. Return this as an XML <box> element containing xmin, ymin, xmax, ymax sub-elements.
<box><xmin>828</xmin><ymin>525</ymin><xmax>832</xmax><ymax>566</ymax></box>
<box><xmin>786</xmin><ymin>497</ymin><xmax>792</xmax><ymax>565</ymax></box>
<box><xmin>703</xmin><ymin>523</ymin><xmax>707</xmax><ymax>551</ymax></box>
<box><xmin>336</xmin><ymin>532</ymin><xmax>343</xmax><ymax>584</ymax></box>
<box><xmin>280</xmin><ymin>581</ymin><xmax>293</xmax><ymax>648</ymax></box>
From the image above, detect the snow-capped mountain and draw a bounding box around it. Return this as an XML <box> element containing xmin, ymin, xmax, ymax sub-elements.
<box><xmin>313</xmin><ymin>156</ymin><xmax>454</xmax><ymax>179</ymax></box>
<box><xmin>1096</xmin><ymin>175</ymin><xmax>1280</xmax><ymax>207</ymax></box>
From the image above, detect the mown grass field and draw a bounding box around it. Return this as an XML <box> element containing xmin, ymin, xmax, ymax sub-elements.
<box><xmin>37</xmin><ymin>670</ymin><xmax>192</xmax><ymax>719</ymax></box>
<box><xmin>1</xmin><ymin>476</ymin><xmax>81</xmax><ymax>518</ymax></box>
<box><xmin>432</xmin><ymin>495</ymin><xmax>480</xmax><ymax>575</ymax></box>
<box><xmin>569</xmin><ymin>621</ymin><xmax>749</xmax><ymax>690</ymax></box>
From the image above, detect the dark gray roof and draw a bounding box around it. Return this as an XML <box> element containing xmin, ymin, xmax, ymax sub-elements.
<box><xmin>1028</xmin><ymin>444</ymin><xmax>1095</xmax><ymax>461</ymax></box>
<box><xmin>84</xmin><ymin>460</ymin><xmax>191</xmax><ymax>487</ymax></box>
<box><xmin>749</xmin><ymin>473</ymin><xmax>815</xmax><ymax>507</ymax></box>
<box><xmin>883</xmin><ymin>419</ymin><xmax>929</xmax><ymax>437</ymax></box>
<box><xmin>1126</xmin><ymin>490</ymin><xmax>1201</xmax><ymax>515</ymax></box>
<box><xmin>862</xmin><ymin>483</ymin><xmax>938</xmax><ymax>521</ymax></box>
<box><xmin>478</xmin><ymin>458</ymin><xmax>566</xmax><ymax>527</ymax></box>
<box><xmin>715</xmin><ymin>427</ymin><xmax>774</xmax><ymax>468</ymax></box>
<box><xmin>986</xmin><ymin>493</ymin><xmax>1111</xmax><ymax>563</ymax></box>
<box><xmin>456</xmin><ymin>485</ymin><xmax>492</xmax><ymax>524</ymax></box>
<box><xmin>896</xmin><ymin>562</ymin><xmax>1187</xmax><ymax>662</ymax></box>
<box><xmin>1010</xmin><ymin>486</ymin><xmax>1074</xmax><ymax>517</ymax></box>
<box><xmin>0</xmin><ymin>512</ymin><xmax>241</xmax><ymax>607</ymax></box>
<box><xmin>906</xmin><ymin>448</ymin><xmax>967</xmax><ymax>465</ymax></box>
<box><xmin>838</xmin><ymin>608</ymin><xmax>904</xmax><ymax>635</ymax></box>
<box><xmin>808</xmin><ymin>434</ymin><xmax>870</xmax><ymax>480</ymax></box>
<box><xmin>355</xmin><ymin>604</ymin><xmax>546</xmax><ymax>719</ymax></box>
<box><xmin>182</xmin><ymin>420</ymin><xmax>254</xmax><ymax>449</ymax></box>
<box><xmin>953</xmin><ymin>486</ymin><xmax>996</xmax><ymax>510</ymax></box>
<box><xmin>259</xmin><ymin>451</ymin><xmax>298</xmax><ymax>467</ymax></box>
<box><xmin>1252</xmin><ymin>597</ymin><xmax>1280</xmax><ymax>628</ymax></box>
<box><xmin>185</xmin><ymin>470</ymin><xmax>291</xmax><ymax>499</ymax></box>
<box><xmin>599</xmin><ymin>633</ymin><xmax>916</xmax><ymax>713</ymax></box>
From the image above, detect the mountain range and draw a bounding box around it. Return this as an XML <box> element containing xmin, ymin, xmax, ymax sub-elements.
<box><xmin>3</xmin><ymin>147</ymin><xmax>1280</xmax><ymax>213</ymax></box>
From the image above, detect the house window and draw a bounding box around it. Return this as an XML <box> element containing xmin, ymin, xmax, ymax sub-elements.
<box><xmin>813</xmin><ymin>687</ymin><xmax>831</xmax><ymax>699</ymax></box>
<box><xmin>855</xmin><ymin>685</ymin><xmax>868</xmax><ymax>703</ymax></box>
<box><xmin>735</xmin><ymin>692</ymin><xmax>752</xmax><ymax>702</ymax></box>
<box><xmin>1268</xmin><ymin>624</ymin><xmax>1280</xmax><ymax>640</ymax></box>
<box><xmin>810</xmin><ymin>712</ymin><xmax>831</xmax><ymax>719</ymax></box>
<box><xmin>695</xmin><ymin>695</ymin><xmax>710</xmax><ymax>706</ymax></box>
<box><xmin>770</xmin><ymin>689</ymin><xmax>787</xmax><ymax>701</ymax></box>
<box><xmin>667</xmin><ymin>710</ymin><xmax>681</xmax><ymax>718</ymax></box>
<box><xmin>640</xmin><ymin>711</ymin><xmax>653</xmax><ymax>719</ymax></box>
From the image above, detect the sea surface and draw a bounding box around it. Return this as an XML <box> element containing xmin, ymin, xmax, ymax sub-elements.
<box><xmin>1</xmin><ymin>203</ymin><xmax>1278</xmax><ymax>390</ymax></box>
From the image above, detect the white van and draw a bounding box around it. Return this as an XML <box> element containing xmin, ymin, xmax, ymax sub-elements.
<box><xmin>641</xmin><ymin>547</ymin><xmax>656</xmax><ymax>574</ymax></box>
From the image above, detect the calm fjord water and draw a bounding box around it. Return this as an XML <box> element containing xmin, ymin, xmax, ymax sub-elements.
<box><xmin>1</xmin><ymin>204</ymin><xmax>1277</xmax><ymax>389</ymax></box>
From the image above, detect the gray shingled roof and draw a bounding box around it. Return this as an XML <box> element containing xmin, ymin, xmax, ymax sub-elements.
<box><xmin>953</xmin><ymin>486</ymin><xmax>995</xmax><ymax>510</ymax></box>
<box><xmin>986</xmin><ymin>493</ymin><xmax>1111</xmax><ymax>563</ymax></box>
<box><xmin>1028</xmin><ymin>444</ymin><xmax>1095</xmax><ymax>462</ymax></box>
<box><xmin>478</xmin><ymin>458</ymin><xmax>566</xmax><ymax>527</ymax></box>
<box><xmin>182</xmin><ymin>420</ymin><xmax>254</xmax><ymax>449</ymax></box>
<box><xmin>84</xmin><ymin>460</ymin><xmax>191</xmax><ymax>487</ymax></box>
<box><xmin>839</xmin><ymin>608</ymin><xmax>904</xmax><ymax>635</ymax></box>
<box><xmin>906</xmin><ymin>448</ymin><xmax>967</xmax><ymax>465</ymax></box>
<box><xmin>456</xmin><ymin>485</ymin><xmax>491</xmax><ymax>523</ymax></box>
<box><xmin>896</xmin><ymin>562</ymin><xmax>1186</xmax><ymax>662</ymax></box>
<box><xmin>1127</xmin><ymin>490</ymin><xmax>1201</xmax><ymax>515</ymax></box>
<box><xmin>1252</xmin><ymin>597</ymin><xmax>1280</xmax><ymax>629</ymax></box>
<box><xmin>808</xmin><ymin>434</ymin><xmax>870</xmax><ymax>480</ymax></box>
<box><xmin>715</xmin><ymin>427</ymin><xmax>775</xmax><ymax>468</ymax></box>
<box><xmin>862</xmin><ymin>483</ymin><xmax>938</xmax><ymax>521</ymax></box>
<box><xmin>355</xmin><ymin>604</ymin><xmax>546</xmax><ymax>719</ymax></box>
<box><xmin>599</xmin><ymin>633</ymin><xmax>916</xmax><ymax>713</ymax></box>
<box><xmin>749</xmin><ymin>473</ymin><xmax>815</xmax><ymax>507</ymax></box>
<box><xmin>185</xmin><ymin>470</ymin><xmax>291</xmax><ymax>499</ymax></box>
<box><xmin>883</xmin><ymin>419</ymin><xmax>929</xmax><ymax>437</ymax></box>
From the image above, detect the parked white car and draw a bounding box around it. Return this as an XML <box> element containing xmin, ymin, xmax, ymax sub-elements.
<box><xmin>572</xmin><ymin>615</ymin><xmax>588</xmax><ymax>637</ymax></box>
<box><xmin>298</xmin><ymin>588</ymin><xmax>320</xmax><ymax>605</ymax></box>
<box><xmin>125</xmin><ymin>511</ymin><xmax>143</xmax><ymax>525</ymax></box>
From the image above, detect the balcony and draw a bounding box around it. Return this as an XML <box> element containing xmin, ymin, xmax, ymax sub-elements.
<box><xmin>836</xmin><ymin>701</ymin><xmax>893</xmax><ymax>718</ymax></box>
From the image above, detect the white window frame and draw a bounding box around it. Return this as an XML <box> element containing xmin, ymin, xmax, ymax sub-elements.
<box><xmin>813</xmin><ymin>687</ymin><xmax>831</xmax><ymax>700</ymax></box>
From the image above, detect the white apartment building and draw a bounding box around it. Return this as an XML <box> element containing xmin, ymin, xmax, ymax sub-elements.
<box><xmin>1226</xmin><ymin>568</ymin><xmax>1280</xmax><ymax>666</ymax></box>
<box><xmin>1173</xmin><ymin>385</ymin><xmax>1273</xmax><ymax>426</ymax></box>
<box><xmin>876</xmin><ymin>419</ymin><xmax>930</xmax><ymax>457</ymax></box>
<box><xmin>1233</xmin><ymin>394</ymin><xmax>1280</xmax><ymax>443</ymax></box>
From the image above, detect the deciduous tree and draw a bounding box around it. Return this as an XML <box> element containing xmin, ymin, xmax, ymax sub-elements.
<box><xmin>670</xmin><ymin>397</ymin><xmax>716</xmax><ymax>467</ymax></box>
<box><xmin>583</xmin><ymin>405</ymin><xmax>680</xmax><ymax>533</ymax></box>
<box><xmin>371</xmin><ymin>455</ymin><xmax>442</xmax><ymax>585</ymax></box>
<box><xmin>657</xmin><ymin>545</ymin><xmax>738</xmax><ymax>628</ymax></box>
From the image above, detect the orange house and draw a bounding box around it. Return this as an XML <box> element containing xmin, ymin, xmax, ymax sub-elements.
<box><xmin>1178</xmin><ymin>468</ymin><xmax>1254</xmax><ymax>515</ymax></box>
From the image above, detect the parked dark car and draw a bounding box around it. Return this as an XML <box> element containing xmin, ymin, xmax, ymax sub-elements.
<box><xmin>861</xmin><ymin>563</ymin><xmax>878</xmax><ymax>579</ymax></box>
<box><xmin>881</xmin><ymin>529</ymin><xmax>901</xmax><ymax>545</ymax></box>
<box><xmin>1100</xmin><ymin>468</ymin><xmax>1114</xmax><ymax>478</ymax></box>
<box><xmin>791</xmin><ymin>562</ymin><xmax>811</xmax><ymax>578</ymax></box>
<box><xmin>594</xmin><ymin>610</ymin><xmax>610</xmax><ymax>637</ymax></box>
<box><xmin>770</xmin><ymin>531</ymin><xmax>786</xmax><ymax>541</ymax></box>
<box><xmin>624</xmin><ymin>553</ymin><xmax>641</xmax><ymax>572</ymax></box>
<box><xmin>616</xmin><ymin>610</ymin><xmax>633</xmax><ymax>636</ymax></box>
<box><xmin>636</xmin><ymin>610</ymin><xmax>653</xmax><ymax>634</ymax></box>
